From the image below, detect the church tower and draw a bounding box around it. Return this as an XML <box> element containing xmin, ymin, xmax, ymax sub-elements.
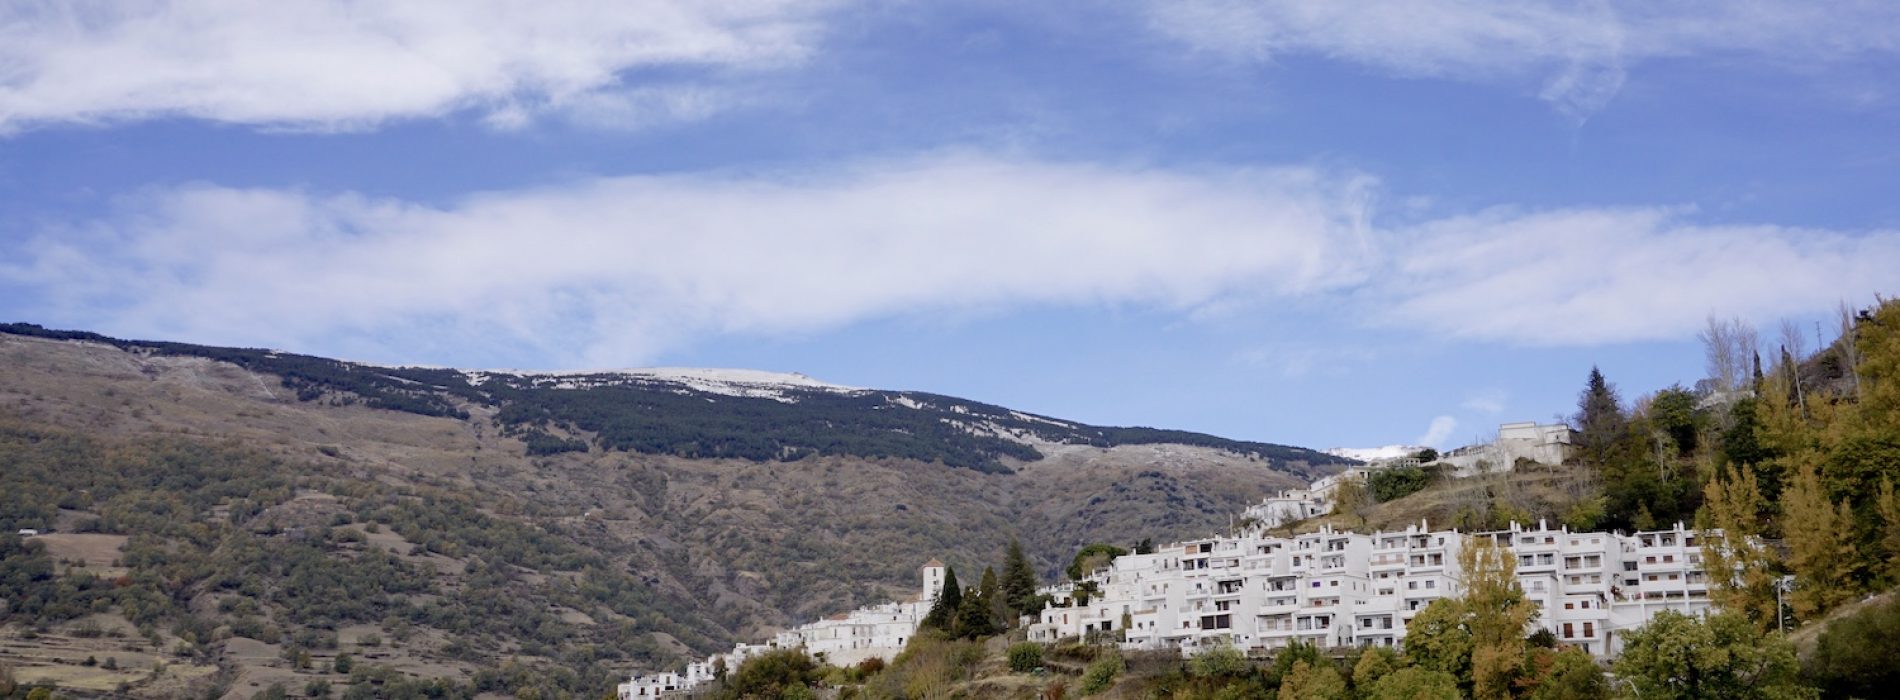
<box><xmin>920</xmin><ymin>558</ymin><xmax>946</xmax><ymax>603</ymax></box>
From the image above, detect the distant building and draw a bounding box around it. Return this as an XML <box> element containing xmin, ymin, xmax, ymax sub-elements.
<box><xmin>618</xmin><ymin>560</ymin><xmax>946</xmax><ymax>699</ymax></box>
<box><xmin>1026</xmin><ymin>520</ymin><xmax>1712</xmax><ymax>659</ymax></box>
<box><xmin>1439</xmin><ymin>422</ymin><xmax>1577</xmax><ymax>476</ymax></box>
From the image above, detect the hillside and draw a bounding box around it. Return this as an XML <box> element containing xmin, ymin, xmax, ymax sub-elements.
<box><xmin>0</xmin><ymin>328</ymin><xmax>1341</xmax><ymax>699</ymax></box>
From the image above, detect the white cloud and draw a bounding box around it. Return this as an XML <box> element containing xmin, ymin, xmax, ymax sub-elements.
<box><xmin>1145</xmin><ymin>1</ymin><xmax>1900</xmax><ymax>119</ymax></box>
<box><xmin>1</xmin><ymin>155</ymin><xmax>1378</xmax><ymax>366</ymax></box>
<box><xmin>1418</xmin><ymin>415</ymin><xmax>1458</xmax><ymax>447</ymax></box>
<box><xmin>1460</xmin><ymin>389</ymin><xmax>1506</xmax><ymax>414</ymax></box>
<box><xmin>1379</xmin><ymin>207</ymin><xmax>1900</xmax><ymax>345</ymax></box>
<box><xmin>6</xmin><ymin>155</ymin><xmax>1896</xmax><ymax>366</ymax></box>
<box><xmin>0</xmin><ymin>0</ymin><xmax>835</xmax><ymax>133</ymax></box>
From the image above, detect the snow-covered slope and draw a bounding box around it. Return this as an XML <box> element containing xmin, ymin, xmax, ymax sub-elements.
<box><xmin>464</xmin><ymin>367</ymin><xmax>861</xmax><ymax>401</ymax></box>
<box><xmin>1325</xmin><ymin>445</ymin><xmax>1424</xmax><ymax>462</ymax></box>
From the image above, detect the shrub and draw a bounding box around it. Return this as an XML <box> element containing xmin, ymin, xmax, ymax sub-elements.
<box><xmin>1080</xmin><ymin>653</ymin><xmax>1123</xmax><ymax>695</ymax></box>
<box><xmin>1008</xmin><ymin>642</ymin><xmax>1045</xmax><ymax>673</ymax></box>
<box><xmin>1804</xmin><ymin>595</ymin><xmax>1900</xmax><ymax>698</ymax></box>
<box><xmin>1189</xmin><ymin>645</ymin><xmax>1247</xmax><ymax>678</ymax></box>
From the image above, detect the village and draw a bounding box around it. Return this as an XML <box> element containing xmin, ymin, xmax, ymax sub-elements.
<box><xmin>618</xmin><ymin>422</ymin><xmax>1716</xmax><ymax>699</ymax></box>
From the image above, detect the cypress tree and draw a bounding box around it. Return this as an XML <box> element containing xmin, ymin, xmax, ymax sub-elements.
<box><xmin>1001</xmin><ymin>539</ymin><xmax>1039</xmax><ymax>621</ymax></box>
<box><xmin>1574</xmin><ymin>366</ymin><xmax>1626</xmax><ymax>463</ymax></box>
<box><xmin>921</xmin><ymin>566</ymin><xmax>960</xmax><ymax>632</ymax></box>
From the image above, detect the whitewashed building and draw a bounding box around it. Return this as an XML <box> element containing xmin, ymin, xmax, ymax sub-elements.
<box><xmin>1027</xmin><ymin>520</ymin><xmax>1711</xmax><ymax>659</ymax></box>
<box><xmin>618</xmin><ymin>560</ymin><xmax>946</xmax><ymax>699</ymax></box>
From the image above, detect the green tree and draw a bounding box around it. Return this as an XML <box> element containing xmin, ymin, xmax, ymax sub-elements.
<box><xmin>1002</xmin><ymin>539</ymin><xmax>1040</xmax><ymax>620</ymax></box>
<box><xmin>1403</xmin><ymin>599</ymin><xmax>1472</xmax><ymax>687</ymax></box>
<box><xmin>1067</xmin><ymin>544</ymin><xmax>1128</xmax><ymax>581</ymax></box>
<box><xmin>1878</xmin><ymin>478</ymin><xmax>1900</xmax><ymax>586</ymax></box>
<box><xmin>955</xmin><ymin>575</ymin><xmax>997</xmax><ymax>639</ymax></box>
<box><xmin>1278</xmin><ymin>660</ymin><xmax>1348</xmax><ymax>700</ymax></box>
<box><xmin>716</xmin><ymin>648</ymin><xmax>822</xmax><ymax>700</ymax></box>
<box><xmin>1649</xmin><ymin>385</ymin><xmax>1702</xmax><ymax>456</ymax></box>
<box><xmin>1350</xmin><ymin>645</ymin><xmax>1402</xmax><ymax>692</ymax></box>
<box><xmin>920</xmin><ymin>566</ymin><xmax>960</xmax><ymax>632</ymax></box>
<box><xmin>1575</xmin><ymin>366</ymin><xmax>1628</xmax><ymax>464</ymax></box>
<box><xmin>1367</xmin><ymin>667</ymin><xmax>1460</xmax><ymax>700</ymax></box>
<box><xmin>1803</xmin><ymin>593</ymin><xmax>1900</xmax><ymax>698</ymax></box>
<box><xmin>1611</xmin><ymin>610</ymin><xmax>1813</xmax><ymax>700</ymax></box>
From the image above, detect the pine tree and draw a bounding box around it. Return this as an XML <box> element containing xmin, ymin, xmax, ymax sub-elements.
<box><xmin>1783</xmin><ymin>462</ymin><xmax>1860</xmax><ymax>621</ymax></box>
<box><xmin>1574</xmin><ymin>367</ymin><xmax>1626</xmax><ymax>463</ymax></box>
<box><xmin>921</xmin><ymin>566</ymin><xmax>960</xmax><ymax>632</ymax></box>
<box><xmin>980</xmin><ymin>566</ymin><xmax>1009</xmax><ymax>632</ymax></box>
<box><xmin>1001</xmin><ymin>540</ymin><xmax>1039</xmax><ymax>622</ymax></box>
<box><xmin>955</xmin><ymin>576</ymin><xmax>997</xmax><ymax>639</ymax></box>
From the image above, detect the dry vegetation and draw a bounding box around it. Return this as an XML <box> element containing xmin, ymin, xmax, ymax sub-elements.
<box><xmin>0</xmin><ymin>333</ymin><xmax>1313</xmax><ymax>698</ymax></box>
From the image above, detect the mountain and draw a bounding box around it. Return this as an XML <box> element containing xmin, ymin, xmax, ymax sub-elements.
<box><xmin>0</xmin><ymin>324</ymin><xmax>1348</xmax><ymax>698</ymax></box>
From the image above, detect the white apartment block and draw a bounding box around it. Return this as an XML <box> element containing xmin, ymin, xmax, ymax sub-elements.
<box><xmin>618</xmin><ymin>560</ymin><xmax>946</xmax><ymax>699</ymax></box>
<box><xmin>1027</xmin><ymin>520</ymin><xmax>1711</xmax><ymax>659</ymax></box>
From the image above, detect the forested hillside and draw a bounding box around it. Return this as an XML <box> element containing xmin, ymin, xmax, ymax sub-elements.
<box><xmin>0</xmin><ymin>329</ymin><xmax>1318</xmax><ymax>698</ymax></box>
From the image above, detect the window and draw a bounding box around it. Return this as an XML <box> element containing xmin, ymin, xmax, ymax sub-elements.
<box><xmin>1583</xmin><ymin>622</ymin><xmax>1595</xmax><ymax>637</ymax></box>
<box><xmin>1563</xmin><ymin>623</ymin><xmax>1574</xmax><ymax>638</ymax></box>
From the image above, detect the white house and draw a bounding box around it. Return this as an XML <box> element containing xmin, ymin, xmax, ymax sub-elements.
<box><xmin>618</xmin><ymin>560</ymin><xmax>947</xmax><ymax>699</ymax></box>
<box><xmin>1027</xmin><ymin>520</ymin><xmax>1712</xmax><ymax>660</ymax></box>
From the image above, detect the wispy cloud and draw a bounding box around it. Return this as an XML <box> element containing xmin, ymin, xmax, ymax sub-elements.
<box><xmin>1417</xmin><ymin>415</ymin><xmax>1458</xmax><ymax>447</ymax></box>
<box><xmin>0</xmin><ymin>0</ymin><xmax>836</xmax><ymax>133</ymax></box>
<box><xmin>1144</xmin><ymin>1</ymin><xmax>1900</xmax><ymax>119</ymax></box>
<box><xmin>4</xmin><ymin>154</ymin><xmax>1895</xmax><ymax>367</ymax></box>
<box><xmin>0</xmin><ymin>155</ymin><xmax>1377</xmax><ymax>366</ymax></box>
<box><xmin>1460</xmin><ymin>389</ymin><xmax>1506</xmax><ymax>415</ymax></box>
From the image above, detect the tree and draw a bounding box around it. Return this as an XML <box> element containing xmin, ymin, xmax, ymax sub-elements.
<box><xmin>1403</xmin><ymin>599</ymin><xmax>1472</xmax><ymax>686</ymax></box>
<box><xmin>1002</xmin><ymin>539</ymin><xmax>1040</xmax><ymax>621</ymax></box>
<box><xmin>1781</xmin><ymin>463</ymin><xmax>1860</xmax><ymax>621</ymax></box>
<box><xmin>1526</xmin><ymin>647</ymin><xmax>1608</xmax><ymax>700</ymax></box>
<box><xmin>716</xmin><ymin>648</ymin><xmax>822</xmax><ymax>700</ymax></box>
<box><xmin>1699</xmin><ymin>467</ymin><xmax>1782</xmax><ymax>628</ymax></box>
<box><xmin>955</xmin><ymin>573</ymin><xmax>998</xmax><ymax>639</ymax></box>
<box><xmin>1368</xmin><ymin>667</ymin><xmax>1460</xmax><ymax>700</ymax></box>
<box><xmin>1460</xmin><ymin>539</ymin><xmax>1535</xmax><ymax>700</ymax></box>
<box><xmin>1350</xmin><ymin>645</ymin><xmax>1402</xmax><ymax>691</ymax></box>
<box><xmin>1700</xmin><ymin>315</ymin><xmax>1759</xmax><ymax>394</ymax></box>
<box><xmin>1575</xmin><ymin>367</ymin><xmax>1627</xmax><ymax>464</ymax></box>
<box><xmin>1649</xmin><ymin>386</ymin><xmax>1702</xmax><ymax>456</ymax></box>
<box><xmin>1066</xmin><ymin>544</ymin><xmax>1127</xmax><ymax>581</ymax></box>
<box><xmin>1878</xmin><ymin>479</ymin><xmax>1900</xmax><ymax>586</ymax></box>
<box><xmin>920</xmin><ymin>566</ymin><xmax>960</xmax><ymax>632</ymax></box>
<box><xmin>978</xmin><ymin>565</ymin><xmax>1008</xmax><ymax>634</ymax></box>
<box><xmin>1277</xmin><ymin>660</ymin><xmax>1348</xmax><ymax>700</ymax></box>
<box><xmin>1331</xmin><ymin>475</ymin><xmax>1371</xmax><ymax>520</ymax></box>
<box><xmin>1611</xmin><ymin>610</ymin><xmax>1812</xmax><ymax>700</ymax></box>
<box><xmin>1803</xmin><ymin>593</ymin><xmax>1900</xmax><ymax>698</ymax></box>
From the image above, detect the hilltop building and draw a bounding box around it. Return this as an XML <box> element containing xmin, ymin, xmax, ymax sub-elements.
<box><xmin>1026</xmin><ymin>520</ymin><xmax>1710</xmax><ymax>659</ymax></box>
<box><xmin>618</xmin><ymin>560</ymin><xmax>945</xmax><ymax>699</ymax></box>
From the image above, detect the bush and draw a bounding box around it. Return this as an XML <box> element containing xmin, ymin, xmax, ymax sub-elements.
<box><xmin>1368</xmin><ymin>466</ymin><xmax>1432</xmax><ymax>502</ymax></box>
<box><xmin>1008</xmin><ymin>642</ymin><xmax>1045</xmax><ymax>673</ymax></box>
<box><xmin>1080</xmin><ymin>653</ymin><xmax>1123</xmax><ymax>695</ymax></box>
<box><xmin>1188</xmin><ymin>645</ymin><xmax>1247</xmax><ymax>678</ymax></box>
<box><xmin>1804</xmin><ymin>595</ymin><xmax>1900</xmax><ymax>698</ymax></box>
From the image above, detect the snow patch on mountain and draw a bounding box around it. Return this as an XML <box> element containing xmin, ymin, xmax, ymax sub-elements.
<box><xmin>463</xmin><ymin>367</ymin><xmax>862</xmax><ymax>402</ymax></box>
<box><xmin>1324</xmin><ymin>445</ymin><xmax>1424</xmax><ymax>462</ymax></box>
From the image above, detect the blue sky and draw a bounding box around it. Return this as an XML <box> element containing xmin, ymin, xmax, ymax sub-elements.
<box><xmin>3</xmin><ymin>1</ymin><xmax>1898</xmax><ymax>451</ymax></box>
